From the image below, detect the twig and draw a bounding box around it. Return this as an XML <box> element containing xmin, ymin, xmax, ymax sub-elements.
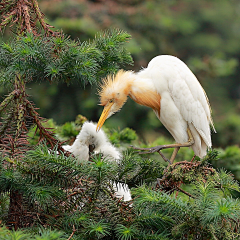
<box><xmin>190</xmin><ymin>154</ymin><xmax>196</xmax><ymax>162</ymax></box>
<box><xmin>175</xmin><ymin>186</ymin><xmax>194</xmax><ymax>198</ymax></box>
<box><xmin>22</xmin><ymin>3</ymin><xmax>31</xmax><ymax>33</ymax></box>
<box><xmin>67</xmin><ymin>225</ymin><xmax>76</xmax><ymax>240</ymax></box>
<box><xmin>30</xmin><ymin>0</ymin><xmax>56</xmax><ymax>36</ymax></box>
<box><xmin>171</xmin><ymin>160</ymin><xmax>191</xmax><ymax>167</ymax></box>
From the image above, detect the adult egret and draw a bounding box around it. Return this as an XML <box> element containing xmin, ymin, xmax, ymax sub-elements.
<box><xmin>63</xmin><ymin>121</ymin><xmax>131</xmax><ymax>201</ymax></box>
<box><xmin>96</xmin><ymin>55</ymin><xmax>216</xmax><ymax>164</ymax></box>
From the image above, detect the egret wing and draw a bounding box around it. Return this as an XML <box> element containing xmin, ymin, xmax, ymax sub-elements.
<box><xmin>169</xmin><ymin>57</ymin><xmax>213</xmax><ymax>147</ymax></box>
<box><xmin>149</xmin><ymin>55</ymin><xmax>214</xmax><ymax>148</ymax></box>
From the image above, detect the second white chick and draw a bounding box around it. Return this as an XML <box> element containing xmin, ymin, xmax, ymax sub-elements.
<box><xmin>62</xmin><ymin>121</ymin><xmax>131</xmax><ymax>201</ymax></box>
<box><xmin>63</xmin><ymin>121</ymin><xmax>121</xmax><ymax>163</ymax></box>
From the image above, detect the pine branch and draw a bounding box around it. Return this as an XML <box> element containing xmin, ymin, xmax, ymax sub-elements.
<box><xmin>0</xmin><ymin>0</ymin><xmax>58</xmax><ymax>36</ymax></box>
<box><xmin>0</xmin><ymin>31</ymin><xmax>132</xmax><ymax>86</ymax></box>
<box><xmin>30</xmin><ymin>0</ymin><xmax>56</xmax><ymax>36</ymax></box>
<box><xmin>26</xmin><ymin>99</ymin><xmax>65</xmax><ymax>151</ymax></box>
<box><xmin>0</xmin><ymin>90</ymin><xmax>17</xmax><ymax>113</ymax></box>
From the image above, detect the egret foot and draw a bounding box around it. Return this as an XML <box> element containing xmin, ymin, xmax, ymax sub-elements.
<box><xmin>130</xmin><ymin>145</ymin><xmax>171</xmax><ymax>164</ymax></box>
<box><xmin>130</xmin><ymin>145</ymin><xmax>167</xmax><ymax>154</ymax></box>
<box><xmin>130</xmin><ymin>128</ymin><xmax>195</xmax><ymax>165</ymax></box>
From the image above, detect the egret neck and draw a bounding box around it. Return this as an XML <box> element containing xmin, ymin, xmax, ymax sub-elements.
<box><xmin>96</xmin><ymin>70</ymin><xmax>161</xmax><ymax>132</ymax></box>
<box><xmin>128</xmin><ymin>77</ymin><xmax>161</xmax><ymax>114</ymax></box>
<box><xmin>122</xmin><ymin>71</ymin><xmax>161</xmax><ymax>114</ymax></box>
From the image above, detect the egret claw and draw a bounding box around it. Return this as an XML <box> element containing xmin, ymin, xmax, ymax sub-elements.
<box><xmin>130</xmin><ymin>145</ymin><xmax>150</xmax><ymax>151</ymax></box>
<box><xmin>137</xmin><ymin>150</ymin><xmax>153</xmax><ymax>154</ymax></box>
<box><xmin>130</xmin><ymin>145</ymin><xmax>164</xmax><ymax>153</ymax></box>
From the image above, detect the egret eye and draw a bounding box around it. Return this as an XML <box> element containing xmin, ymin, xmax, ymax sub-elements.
<box><xmin>109</xmin><ymin>99</ymin><xmax>114</xmax><ymax>103</ymax></box>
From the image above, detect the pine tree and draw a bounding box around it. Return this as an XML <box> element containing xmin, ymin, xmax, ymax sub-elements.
<box><xmin>1</xmin><ymin>1</ymin><xmax>240</xmax><ymax>240</ymax></box>
<box><xmin>0</xmin><ymin>0</ymin><xmax>132</xmax><ymax>234</ymax></box>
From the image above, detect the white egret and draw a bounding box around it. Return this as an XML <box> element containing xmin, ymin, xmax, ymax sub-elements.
<box><xmin>96</xmin><ymin>55</ymin><xmax>216</xmax><ymax>164</ymax></box>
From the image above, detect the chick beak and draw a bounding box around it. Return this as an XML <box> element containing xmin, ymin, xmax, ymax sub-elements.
<box><xmin>96</xmin><ymin>102</ymin><xmax>114</xmax><ymax>132</ymax></box>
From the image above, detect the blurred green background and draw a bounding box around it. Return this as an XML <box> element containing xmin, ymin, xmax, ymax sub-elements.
<box><xmin>2</xmin><ymin>0</ymin><xmax>240</xmax><ymax>149</ymax></box>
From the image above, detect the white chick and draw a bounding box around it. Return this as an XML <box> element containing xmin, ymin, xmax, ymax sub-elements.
<box><xmin>63</xmin><ymin>121</ymin><xmax>121</xmax><ymax>163</ymax></box>
<box><xmin>62</xmin><ymin>121</ymin><xmax>131</xmax><ymax>201</ymax></box>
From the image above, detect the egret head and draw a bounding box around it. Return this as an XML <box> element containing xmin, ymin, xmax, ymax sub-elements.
<box><xmin>96</xmin><ymin>70</ymin><xmax>133</xmax><ymax>131</ymax></box>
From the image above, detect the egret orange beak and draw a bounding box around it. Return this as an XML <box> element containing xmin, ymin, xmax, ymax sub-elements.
<box><xmin>96</xmin><ymin>102</ymin><xmax>114</xmax><ymax>132</ymax></box>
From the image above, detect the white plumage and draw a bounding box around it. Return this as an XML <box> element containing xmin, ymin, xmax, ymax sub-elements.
<box><xmin>63</xmin><ymin>121</ymin><xmax>131</xmax><ymax>201</ymax></box>
<box><xmin>97</xmin><ymin>55</ymin><xmax>215</xmax><ymax>162</ymax></box>
<box><xmin>62</xmin><ymin>121</ymin><xmax>121</xmax><ymax>163</ymax></box>
<box><xmin>138</xmin><ymin>55</ymin><xmax>215</xmax><ymax>158</ymax></box>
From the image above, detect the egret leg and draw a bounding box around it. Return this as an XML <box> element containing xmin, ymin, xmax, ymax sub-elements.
<box><xmin>131</xmin><ymin>128</ymin><xmax>194</xmax><ymax>164</ymax></box>
<box><xmin>169</xmin><ymin>147</ymin><xmax>180</xmax><ymax>164</ymax></box>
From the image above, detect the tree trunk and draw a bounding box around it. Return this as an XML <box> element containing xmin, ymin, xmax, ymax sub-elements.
<box><xmin>7</xmin><ymin>190</ymin><xmax>23</xmax><ymax>230</ymax></box>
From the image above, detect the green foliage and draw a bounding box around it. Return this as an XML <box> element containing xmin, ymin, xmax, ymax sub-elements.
<box><xmin>1</xmin><ymin>123</ymin><xmax>240</xmax><ymax>239</ymax></box>
<box><xmin>0</xmin><ymin>226</ymin><xmax>31</xmax><ymax>240</ymax></box>
<box><xmin>131</xmin><ymin>177</ymin><xmax>240</xmax><ymax>239</ymax></box>
<box><xmin>0</xmin><ymin>193</ymin><xmax>9</xmax><ymax>220</ymax></box>
<box><xmin>0</xmin><ymin>141</ymin><xmax>134</xmax><ymax>238</ymax></box>
<box><xmin>216</xmin><ymin>169</ymin><xmax>240</xmax><ymax>195</ymax></box>
<box><xmin>115</xmin><ymin>224</ymin><xmax>138</xmax><ymax>240</ymax></box>
<box><xmin>210</xmin><ymin>145</ymin><xmax>240</xmax><ymax>182</ymax></box>
<box><xmin>0</xmin><ymin>30</ymin><xmax>132</xmax><ymax>88</ymax></box>
<box><xmin>213</xmin><ymin>114</ymin><xmax>240</xmax><ymax>148</ymax></box>
<box><xmin>94</xmin><ymin>30</ymin><xmax>133</xmax><ymax>76</ymax></box>
<box><xmin>1</xmin><ymin>1</ymin><xmax>240</xmax><ymax>239</ymax></box>
<box><xmin>86</xmin><ymin>220</ymin><xmax>111</xmax><ymax>239</ymax></box>
<box><xmin>0</xmin><ymin>226</ymin><xmax>66</xmax><ymax>240</ymax></box>
<box><xmin>118</xmin><ymin>151</ymin><xmax>165</xmax><ymax>187</ymax></box>
<box><xmin>108</xmin><ymin>127</ymin><xmax>138</xmax><ymax>146</ymax></box>
<box><xmin>58</xmin><ymin>121</ymin><xmax>79</xmax><ymax>138</ymax></box>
